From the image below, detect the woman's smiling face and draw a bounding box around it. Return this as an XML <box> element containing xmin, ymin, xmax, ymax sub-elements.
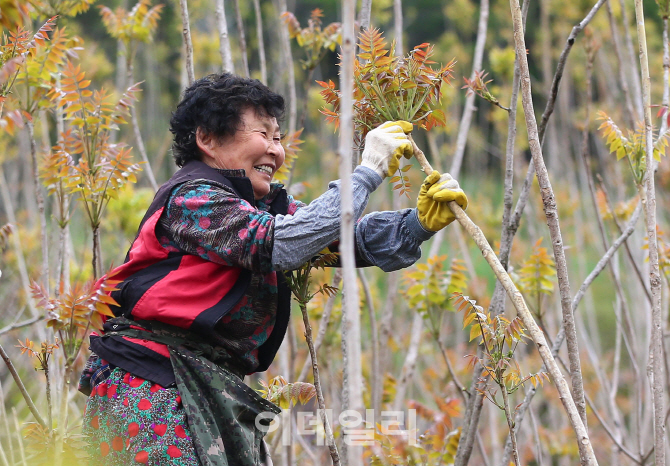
<box><xmin>198</xmin><ymin>107</ymin><xmax>285</xmax><ymax>200</ymax></box>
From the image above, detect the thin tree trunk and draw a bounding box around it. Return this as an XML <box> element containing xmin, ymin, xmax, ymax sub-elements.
<box><xmin>0</xmin><ymin>344</ymin><xmax>46</xmax><ymax>428</ymax></box>
<box><xmin>252</xmin><ymin>0</ymin><xmax>266</xmax><ymax>83</ymax></box>
<box><xmin>606</xmin><ymin>0</ymin><xmax>636</xmax><ymax>128</ymax></box>
<box><xmin>501</xmin><ymin>0</ymin><xmax>602</xmax><ymax>314</ymax></box>
<box><xmin>358</xmin><ymin>269</ymin><xmax>380</xmax><ymax>420</ymax></box>
<box><xmin>0</xmin><ymin>167</ymin><xmax>39</xmax><ymax>319</ymax></box>
<box><xmin>128</xmin><ymin>63</ymin><xmax>158</xmax><ymax>191</ymax></box>
<box><xmin>455</xmin><ymin>358</ymin><xmax>485</xmax><ymax>466</ymax></box>
<box><xmin>453</xmin><ymin>197</ymin><xmax>597</xmax><ymax>463</ymax></box>
<box><xmin>457</xmin><ymin>3</ymin><xmax>524</xmax><ymax>464</ymax></box>
<box><xmin>501</xmin><ymin>202</ymin><xmax>642</xmax><ymax>465</ymax></box>
<box><xmin>661</xmin><ymin>14</ymin><xmax>669</xmax><ymax>136</ymax></box>
<box><xmin>378</xmin><ymin>270</ymin><xmax>398</xmax><ymax>389</ymax></box>
<box><xmin>449</xmin><ymin>0</ymin><xmax>489</xmax><ymax>178</ymax></box>
<box><xmin>53</xmin><ymin>80</ymin><xmax>70</xmax><ymax>295</ymax></box>
<box><xmin>0</xmin><ymin>377</ymin><xmax>15</xmax><ymax>466</ymax></box>
<box><xmin>232</xmin><ymin>0</ymin><xmax>249</xmax><ymax>77</ymax></box>
<box><xmin>275</xmin><ymin>0</ymin><xmax>297</xmax><ymax>134</ymax></box>
<box><xmin>277</xmin><ymin>339</ymin><xmax>290</xmax><ymax>466</ymax></box>
<box><xmin>489</xmin><ymin>2</ymin><xmax>525</xmax><ymax>316</ymax></box>
<box><xmin>598</xmin><ymin>177</ymin><xmax>653</xmax><ymax>303</ymax></box>
<box><xmin>358</xmin><ymin>0</ymin><xmax>372</xmax><ymax>30</ymax></box>
<box><xmin>377</xmin><ymin>0</ymin><xmax>405</xmax><ymax>410</ymax></box>
<box><xmin>298</xmin><ymin>302</ymin><xmax>340</xmax><ymax>465</ymax></box>
<box><xmin>53</xmin><ymin>360</ymin><xmax>73</xmax><ymax>466</ymax></box>
<box><xmin>297</xmin><ymin>271</ymin><xmax>342</xmax><ymax>383</ymax></box>
<box><xmin>26</xmin><ymin>121</ymin><xmax>49</xmax><ymax>291</ymax></box>
<box><xmin>427</xmin><ymin>0</ymin><xmax>491</xmax><ymax>296</ymax></box>
<box><xmin>178</xmin><ymin>0</ymin><xmax>195</xmax><ymax>85</ymax></box>
<box><xmin>540</xmin><ymin>0</ymin><xmax>559</xmax><ymax>169</ymax></box>
<box><xmin>0</xmin><ymin>438</ymin><xmax>8</xmax><ymax>466</ymax></box>
<box><xmin>633</xmin><ymin>1</ymin><xmax>667</xmax><ymax>464</ymax></box>
<box><xmin>577</xmin><ymin>43</ymin><xmax>651</xmax><ymax>466</ymax></box>
<box><xmin>215</xmin><ymin>0</ymin><xmax>234</xmax><ymax>73</ymax></box>
<box><xmin>620</xmin><ymin>0</ymin><xmax>644</xmax><ymax>118</ymax></box>
<box><xmin>92</xmin><ymin>225</ymin><xmax>101</xmax><ymax>279</ymax></box>
<box><xmin>392</xmin><ymin>313</ymin><xmax>423</xmax><ymax>412</ymax></box>
<box><xmin>501</xmin><ymin>389</ymin><xmax>520</xmax><ymax>466</ymax></box>
<box><xmin>509</xmin><ymin>0</ymin><xmax>591</xmax><ymax>448</ymax></box>
<box><xmin>393</xmin><ymin>0</ymin><xmax>403</xmax><ymax>56</ymax></box>
<box><xmin>11</xmin><ymin>409</ymin><xmax>26</xmax><ymax>466</ymax></box>
<box><xmin>339</xmin><ymin>0</ymin><xmax>361</xmax><ymax>463</ymax></box>
<box><xmin>410</xmin><ymin>137</ymin><xmax>597</xmax><ymax>463</ymax></box>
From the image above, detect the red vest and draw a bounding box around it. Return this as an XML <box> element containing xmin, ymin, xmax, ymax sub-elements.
<box><xmin>92</xmin><ymin>161</ymin><xmax>291</xmax><ymax>382</ymax></box>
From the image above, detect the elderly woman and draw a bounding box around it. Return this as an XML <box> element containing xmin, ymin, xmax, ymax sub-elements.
<box><xmin>81</xmin><ymin>73</ymin><xmax>467</xmax><ymax>465</ymax></box>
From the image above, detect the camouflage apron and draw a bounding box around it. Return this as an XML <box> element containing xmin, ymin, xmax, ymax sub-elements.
<box><xmin>103</xmin><ymin>317</ymin><xmax>280</xmax><ymax>466</ymax></box>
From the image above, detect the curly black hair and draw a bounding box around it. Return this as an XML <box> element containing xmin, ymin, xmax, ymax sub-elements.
<box><xmin>169</xmin><ymin>73</ymin><xmax>285</xmax><ymax>167</ymax></box>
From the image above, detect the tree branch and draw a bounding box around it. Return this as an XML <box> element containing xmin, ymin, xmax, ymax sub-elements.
<box><xmin>0</xmin><ymin>343</ymin><xmax>46</xmax><ymax>428</ymax></box>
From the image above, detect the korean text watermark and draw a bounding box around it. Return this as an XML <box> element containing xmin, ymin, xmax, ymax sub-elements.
<box><xmin>255</xmin><ymin>409</ymin><xmax>417</xmax><ymax>446</ymax></box>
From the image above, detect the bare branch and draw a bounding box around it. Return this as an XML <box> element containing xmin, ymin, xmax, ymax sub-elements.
<box><xmin>0</xmin><ymin>315</ymin><xmax>41</xmax><ymax>337</ymax></box>
<box><xmin>449</xmin><ymin>0</ymin><xmax>489</xmax><ymax>178</ymax></box>
<box><xmin>537</xmin><ymin>0</ymin><xmax>607</xmax><ymax>143</ymax></box>
<box><xmin>0</xmin><ymin>343</ymin><xmax>46</xmax><ymax>428</ymax></box>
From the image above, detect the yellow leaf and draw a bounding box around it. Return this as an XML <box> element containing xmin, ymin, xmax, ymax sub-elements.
<box><xmin>469</xmin><ymin>324</ymin><xmax>482</xmax><ymax>342</ymax></box>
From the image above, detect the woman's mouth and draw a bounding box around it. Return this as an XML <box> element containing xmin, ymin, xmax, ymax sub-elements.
<box><xmin>254</xmin><ymin>165</ymin><xmax>273</xmax><ymax>176</ymax></box>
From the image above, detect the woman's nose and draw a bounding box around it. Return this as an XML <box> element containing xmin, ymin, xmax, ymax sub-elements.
<box><xmin>267</xmin><ymin>141</ymin><xmax>282</xmax><ymax>157</ymax></box>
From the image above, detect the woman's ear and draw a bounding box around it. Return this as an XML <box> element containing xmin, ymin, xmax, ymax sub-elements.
<box><xmin>195</xmin><ymin>128</ymin><xmax>216</xmax><ymax>160</ymax></box>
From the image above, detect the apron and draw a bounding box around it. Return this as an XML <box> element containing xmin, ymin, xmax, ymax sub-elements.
<box><xmin>102</xmin><ymin>317</ymin><xmax>280</xmax><ymax>466</ymax></box>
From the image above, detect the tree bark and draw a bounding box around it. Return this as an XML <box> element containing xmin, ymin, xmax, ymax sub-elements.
<box><xmin>252</xmin><ymin>0</ymin><xmax>266</xmax><ymax>83</ymax></box>
<box><xmin>339</xmin><ymin>0</ymin><xmax>362</xmax><ymax>464</ymax></box>
<box><xmin>128</xmin><ymin>64</ymin><xmax>158</xmax><ymax>191</ymax></box>
<box><xmin>508</xmin><ymin>0</ymin><xmax>591</xmax><ymax>450</ymax></box>
<box><xmin>633</xmin><ymin>1</ymin><xmax>667</xmax><ymax>464</ymax></box>
<box><xmin>26</xmin><ymin>121</ymin><xmax>49</xmax><ymax>291</ymax></box>
<box><xmin>606</xmin><ymin>0</ymin><xmax>636</xmax><ymax>128</ymax></box>
<box><xmin>274</xmin><ymin>0</ymin><xmax>297</xmax><ymax>134</ymax></box>
<box><xmin>393</xmin><ymin>0</ymin><xmax>403</xmax><ymax>56</ymax></box>
<box><xmin>619</xmin><ymin>0</ymin><xmax>644</xmax><ymax>118</ymax></box>
<box><xmin>178</xmin><ymin>0</ymin><xmax>195</xmax><ymax>85</ymax></box>
<box><xmin>661</xmin><ymin>15</ymin><xmax>669</xmax><ymax>136</ymax></box>
<box><xmin>215</xmin><ymin>0</ymin><xmax>234</xmax><ymax>73</ymax></box>
<box><xmin>232</xmin><ymin>0</ymin><xmax>249</xmax><ymax>77</ymax></box>
<box><xmin>358</xmin><ymin>0</ymin><xmax>372</xmax><ymax>30</ymax></box>
<box><xmin>358</xmin><ymin>269</ymin><xmax>381</xmax><ymax>419</ymax></box>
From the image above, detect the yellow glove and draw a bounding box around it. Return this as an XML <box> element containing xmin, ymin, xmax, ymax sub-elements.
<box><xmin>361</xmin><ymin>121</ymin><xmax>414</xmax><ymax>178</ymax></box>
<box><xmin>417</xmin><ymin>171</ymin><xmax>468</xmax><ymax>231</ymax></box>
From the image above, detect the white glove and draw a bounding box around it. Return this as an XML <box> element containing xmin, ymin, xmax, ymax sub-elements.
<box><xmin>360</xmin><ymin>121</ymin><xmax>414</xmax><ymax>178</ymax></box>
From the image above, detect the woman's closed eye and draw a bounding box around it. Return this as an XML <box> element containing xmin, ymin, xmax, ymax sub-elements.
<box><xmin>252</xmin><ymin>129</ymin><xmax>282</xmax><ymax>144</ymax></box>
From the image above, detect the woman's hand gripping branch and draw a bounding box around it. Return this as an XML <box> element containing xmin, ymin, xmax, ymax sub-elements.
<box><xmin>416</xmin><ymin>170</ymin><xmax>468</xmax><ymax>231</ymax></box>
<box><xmin>360</xmin><ymin>120</ymin><xmax>414</xmax><ymax>179</ymax></box>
